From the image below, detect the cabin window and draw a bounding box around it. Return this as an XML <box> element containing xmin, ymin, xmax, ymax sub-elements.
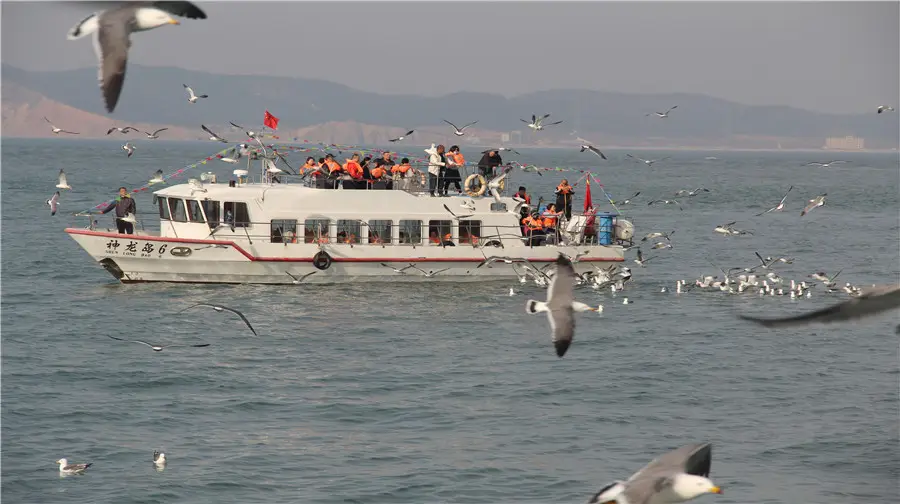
<box><xmin>156</xmin><ymin>197</ymin><xmax>170</xmax><ymax>220</ymax></box>
<box><xmin>224</xmin><ymin>202</ymin><xmax>250</xmax><ymax>228</ymax></box>
<box><xmin>202</xmin><ymin>200</ymin><xmax>220</xmax><ymax>229</ymax></box>
<box><xmin>169</xmin><ymin>198</ymin><xmax>187</xmax><ymax>223</ymax></box>
<box><xmin>428</xmin><ymin>219</ymin><xmax>452</xmax><ymax>245</ymax></box>
<box><xmin>337</xmin><ymin>219</ymin><xmax>361</xmax><ymax>244</ymax></box>
<box><xmin>490</xmin><ymin>202</ymin><xmax>508</xmax><ymax>212</ymax></box>
<box><xmin>304</xmin><ymin>219</ymin><xmax>330</xmax><ymax>243</ymax></box>
<box><xmin>368</xmin><ymin>220</ymin><xmax>392</xmax><ymax>245</ymax></box>
<box><xmin>459</xmin><ymin>220</ymin><xmax>482</xmax><ymax>244</ymax></box>
<box><xmin>398</xmin><ymin>220</ymin><xmax>422</xmax><ymax>245</ymax></box>
<box><xmin>186</xmin><ymin>200</ymin><xmax>205</xmax><ymax>223</ymax></box>
<box><xmin>271</xmin><ymin>220</ymin><xmax>297</xmax><ymax>244</ymax></box>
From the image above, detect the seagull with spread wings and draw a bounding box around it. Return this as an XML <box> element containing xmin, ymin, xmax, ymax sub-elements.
<box><xmin>443</xmin><ymin>119</ymin><xmax>478</xmax><ymax>136</ymax></box>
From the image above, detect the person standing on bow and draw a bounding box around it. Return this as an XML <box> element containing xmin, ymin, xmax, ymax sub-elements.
<box><xmin>425</xmin><ymin>144</ymin><xmax>446</xmax><ymax>197</ymax></box>
<box><xmin>477</xmin><ymin>149</ymin><xmax>503</xmax><ymax>179</ymax></box>
<box><xmin>555</xmin><ymin>178</ymin><xmax>575</xmax><ymax>220</ymax></box>
<box><xmin>442</xmin><ymin>145</ymin><xmax>464</xmax><ymax>195</ymax></box>
<box><xmin>100</xmin><ymin>186</ymin><xmax>137</xmax><ymax>235</ymax></box>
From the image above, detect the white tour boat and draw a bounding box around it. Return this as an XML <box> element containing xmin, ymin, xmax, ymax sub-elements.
<box><xmin>65</xmin><ymin>151</ymin><xmax>634</xmax><ymax>284</ymax></box>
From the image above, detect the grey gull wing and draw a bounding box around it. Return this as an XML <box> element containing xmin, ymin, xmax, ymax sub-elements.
<box><xmin>547</xmin><ymin>254</ymin><xmax>577</xmax><ymax>356</ymax></box>
<box><xmin>739</xmin><ymin>284</ymin><xmax>900</xmax><ymax>328</ymax></box>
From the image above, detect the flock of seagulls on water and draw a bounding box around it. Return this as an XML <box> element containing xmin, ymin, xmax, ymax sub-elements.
<box><xmin>44</xmin><ymin>2</ymin><xmax>899</xmax><ymax>500</ymax></box>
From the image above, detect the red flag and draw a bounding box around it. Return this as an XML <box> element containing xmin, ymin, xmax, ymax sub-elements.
<box><xmin>264</xmin><ymin>110</ymin><xmax>279</xmax><ymax>130</ymax></box>
<box><xmin>584</xmin><ymin>178</ymin><xmax>595</xmax><ymax>228</ymax></box>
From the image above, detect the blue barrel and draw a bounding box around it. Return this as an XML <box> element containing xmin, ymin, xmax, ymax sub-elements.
<box><xmin>597</xmin><ymin>213</ymin><xmax>617</xmax><ymax>245</ymax></box>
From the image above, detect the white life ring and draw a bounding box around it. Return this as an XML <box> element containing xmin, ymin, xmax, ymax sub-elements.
<box><xmin>464</xmin><ymin>174</ymin><xmax>487</xmax><ymax>197</ymax></box>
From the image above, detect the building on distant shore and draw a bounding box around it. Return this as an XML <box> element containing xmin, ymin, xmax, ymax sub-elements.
<box><xmin>823</xmin><ymin>135</ymin><xmax>865</xmax><ymax>150</ymax></box>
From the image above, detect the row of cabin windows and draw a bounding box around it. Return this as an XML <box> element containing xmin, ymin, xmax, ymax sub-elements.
<box><xmin>154</xmin><ymin>196</ymin><xmax>482</xmax><ymax>245</ymax></box>
<box><xmin>156</xmin><ymin>197</ymin><xmax>248</xmax><ymax>229</ymax></box>
<box><xmin>272</xmin><ymin>219</ymin><xmax>483</xmax><ymax>245</ymax></box>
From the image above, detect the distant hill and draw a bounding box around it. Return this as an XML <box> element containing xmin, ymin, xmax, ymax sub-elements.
<box><xmin>2</xmin><ymin>63</ymin><xmax>897</xmax><ymax>148</ymax></box>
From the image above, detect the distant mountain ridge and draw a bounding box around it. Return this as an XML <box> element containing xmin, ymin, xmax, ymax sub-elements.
<box><xmin>2</xmin><ymin>63</ymin><xmax>897</xmax><ymax>148</ymax></box>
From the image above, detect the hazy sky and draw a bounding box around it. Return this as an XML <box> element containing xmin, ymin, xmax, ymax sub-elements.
<box><xmin>2</xmin><ymin>1</ymin><xmax>898</xmax><ymax>115</ymax></box>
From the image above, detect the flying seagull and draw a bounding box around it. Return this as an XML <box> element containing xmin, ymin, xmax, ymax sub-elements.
<box><xmin>107</xmin><ymin>335</ymin><xmax>209</xmax><ymax>352</ymax></box>
<box><xmin>645</xmin><ymin>105</ymin><xmax>678</xmax><ymax>118</ymax></box>
<box><xmin>521</xmin><ymin>113</ymin><xmax>562</xmax><ymax>131</ymax></box>
<box><xmin>755</xmin><ymin>185</ymin><xmax>793</xmax><ymax>216</ymax></box>
<box><xmin>805</xmin><ymin>160</ymin><xmax>846</xmax><ymax>168</ymax></box>
<box><xmin>148</xmin><ymin>169</ymin><xmax>165</xmax><ymax>185</ymax></box>
<box><xmin>143</xmin><ymin>128</ymin><xmax>168</xmax><ymax>139</ymax></box>
<box><xmin>56</xmin><ymin>169</ymin><xmax>72</xmax><ymax>190</ymax></box>
<box><xmin>407</xmin><ymin>264</ymin><xmax>451</xmax><ymax>278</ymax></box>
<box><xmin>674</xmin><ymin>187</ymin><xmax>709</xmax><ymax>197</ymax></box>
<box><xmin>123</xmin><ymin>142</ymin><xmax>135</xmax><ymax>157</ymax></box>
<box><xmin>229</xmin><ymin>122</ymin><xmax>259</xmax><ymax>139</ymax></box>
<box><xmin>443</xmin><ymin>119</ymin><xmax>478</xmax><ymax>136</ymax></box>
<box><xmin>389</xmin><ymin>130</ymin><xmax>415</xmax><ymax>142</ymax></box>
<box><xmin>800</xmin><ymin>193</ymin><xmax>826</xmax><ymax>216</ymax></box>
<box><xmin>648</xmin><ymin>199</ymin><xmax>683</xmax><ymax>211</ymax></box>
<box><xmin>201</xmin><ymin>124</ymin><xmax>228</xmax><ymax>143</ymax></box>
<box><xmin>43</xmin><ymin>117</ymin><xmax>79</xmax><ymax>135</ymax></box>
<box><xmin>740</xmin><ymin>284</ymin><xmax>900</xmax><ymax>333</ymax></box>
<box><xmin>286</xmin><ymin>271</ymin><xmax>317</xmax><ymax>284</ymax></box>
<box><xmin>633</xmin><ymin>248</ymin><xmax>656</xmax><ymax>267</ymax></box>
<box><xmin>525</xmin><ymin>254</ymin><xmax>599</xmax><ymax>357</ymax></box>
<box><xmin>588</xmin><ymin>442</ymin><xmax>722</xmax><ymax>504</ymax></box>
<box><xmin>627</xmin><ymin>154</ymin><xmax>670</xmax><ymax>166</ymax></box>
<box><xmin>47</xmin><ymin>191</ymin><xmax>60</xmax><ymax>216</ymax></box>
<box><xmin>57</xmin><ymin>458</ymin><xmax>92</xmax><ymax>476</ymax></box>
<box><xmin>379</xmin><ymin>263</ymin><xmax>415</xmax><ymax>274</ymax></box>
<box><xmin>614</xmin><ymin>192</ymin><xmax>642</xmax><ymax>205</ymax></box>
<box><xmin>183</xmin><ymin>83</ymin><xmax>208</xmax><ymax>103</ymax></box>
<box><xmin>442</xmin><ymin>203</ymin><xmax>474</xmax><ymax>220</ymax></box>
<box><xmin>107</xmin><ymin>125</ymin><xmax>137</xmax><ymax>135</ymax></box>
<box><xmin>482</xmin><ymin>147</ymin><xmax>522</xmax><ymax>156</ymax></box>
<box><xmin>177</xmin><ymin>303</ymin><xmax>257</xmax><ymax>336</ymax></box>
<box><xmin>578</xmin><ymin>139</ymin><xmax>608</xmax><ymax>160</ymax></box>
<box><xmin>877</xmin><ymin>105</ymin><xmax>895</xmax><ymax>114</ymax></box>
<box><xmin>66</xmin><ymin>1</ymin><xmax>207</xmax><ymax>113</ymax></box>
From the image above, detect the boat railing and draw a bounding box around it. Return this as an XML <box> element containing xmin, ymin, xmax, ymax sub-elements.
<box><xmin>85</xmin><ymin>213</ymin><xmax>631</xmax><ymax>249</ymax></box>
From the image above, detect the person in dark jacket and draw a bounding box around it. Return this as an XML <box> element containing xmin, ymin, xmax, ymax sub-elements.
<box><xmin>101</xmin><ymin>186</ymin><xmax>137</xmax><ymax>234</ymax></box>
<box><xmin>477</xmin><ymin>150</ymin><xmax>502</xmax><ymax>179</ymax></box>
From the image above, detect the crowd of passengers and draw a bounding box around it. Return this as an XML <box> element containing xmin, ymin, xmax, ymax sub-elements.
<box><xmin>276</xmin><ymin>177</ymin><xmax>585</xmax><ymax>247</ymax></box>
<box><xmin>295</xmin><ymin>145</ymin><xmax>505</xmax><ymax>196</ymax></box>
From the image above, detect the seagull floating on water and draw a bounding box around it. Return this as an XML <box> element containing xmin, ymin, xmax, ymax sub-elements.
<box><xmin>67</xmin><ymin>1</ymin><xmax>207</xmax><ymax>113</ymax></box>
<box><xmin>47</xmin><ymin>191</ymin><xmax>60</xmax><ymax>216</ymax></box>
<box><xmin>588</xmin><ymin>442</ymin><xmax>722</xmax><ymax>504</ymax></box>
<box><xmin>755</xmin><ymin>185</ymin><xmax>793</xmax><ymax>216</ymax></box>
<box><xmin>876</xmin><ymin>105</ymin><xmax>895</xmax><ymax>114</ymax></box>
<box><xmin>56</xmin><ymin>169</ymin><xmax>72</xmax><ymax>190</ymax></box>
<box><xmin>57</xmin><ymin>458</ymin><xmax>92</xmax><ymax>476</ymax></box>
<box><xmin>443</xmin><ymin>119</ymin><xmax>478</xmax><ymax>136</ymax></box>
<box><xmin>521</xmin><ymin>114</ymin><xmax>562</xmax><ymax>131</ymax></box>
<box><xmin>43</xmin><ymin>117</ymin><xmax>79</xmax><ymax>135</ymax></box>
<box><xmin>525</xmin><ymin>254</ymin><xmax>598</xmax><ymax>357</ymax></box>
<box><xmin>178</xmin><ymin>303</ymin><xmax>257</xmax><ymax>335</ymax></box>
<box><xmin>645</xmin><ymin>105</ymin><xmax>678</xmax><ymax>118</ymax></box>
<box><xmin>675</xmin><ymin>187</ymin><xmax>709</xmax><ymax>197</ymax></box>
<box><xmin>153</xmin><ymin>451</ymin><xmax>167</xmax><ymax>471</ymax></box>
<box><xmin>389</xmin><ymin>130</ymin><xmax>415</xmax><ymax>142</ymax></box>
<box><xmin>107</xmin><ymin>335</ymin><xmax>209</xmax><ymax>351</ymax></box>
<box><xmin>800</xmin><ymin>193</ymin><xmax>826</xmax><ymax>216</ymax></box>
<box><xmin>183</xmin><ymin>83</ymin><xmax>208</xmax><ymax>103</ymax></box>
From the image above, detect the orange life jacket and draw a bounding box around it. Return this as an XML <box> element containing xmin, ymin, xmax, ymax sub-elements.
<box><xmin>430</xmin><ymin>234</ymin><xmax>440</xmax><ymax>244</ymax></box>
<box><xmin>344</xmin><ymin>161</ymin><xmax>363</xmax><ymax>180</ymax></box>
<box><xmin>556</xmin><ymin>184</ymin><xmax>573</xmax><ymax>195</ymax></box>
<box><xmin>392</xmin><ymin>163</ymin><xmax>411</xmax><ymax>174</ymax></box>
<box><xmin>326</xmin><ymin>160</ymin><xmax>342</xmax><ymax>174</ymax></box>
<box><xmin>516</xmin><ymin>192</ymin><xmax>532</xmax><ymax>205</ymax></box>
<box><xmin>523</xmin><ymin>216</ymin><xmax>544</xmax><ymax>231</ymax></box>
<box><xmin>371</xmin><ymin>166</ymin><xmax>387</xmax><ymax>179</ymax></box>
<box><xmin>450</xmin><ymin>152</ymin><xmax>465</xmax><ymax>167</ymax></box>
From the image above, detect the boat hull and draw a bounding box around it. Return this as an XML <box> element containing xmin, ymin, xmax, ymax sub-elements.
<box><xmin>65</xmin><ymin>229</ymin><xmax>625</xmax><ymax>284</ymax></box>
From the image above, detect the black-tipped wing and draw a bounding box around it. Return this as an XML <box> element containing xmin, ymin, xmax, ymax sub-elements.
<box><xmin>405</xmin><ymin>130</ymin><xmax>414</xmax><ymax>136</ymax></box>
<box><xmin>587</xmin><ymin>145</ymin><xmax>607</xmax><ymax>160</ymax></box>
<box><xmin>152</xmin><ymin>128</ymin><xmax>168</xmax><ymax>135</ymax></box>
<box><xmin>740</xmin><ymin>284</ymin><xmax>900</xmax><ymax>328</ymax></box>
<box><xmin>442</xmin><ymin>119</ymin><xmax>458</xmax><ymax>129</ymax></box>
<box><xmin>221</xmin><ymin>306</ymin><xmax>257</xmax><ymax>336</ymax></box>
<box><xmin>629</xmin><ymin>443</ymin><xmax>712</xmax><ymax>482</ymax></box>
<box><xmin>151</xmin><ymin>1</ymin><xmax>207</xmax><ymax>19</ymax></box>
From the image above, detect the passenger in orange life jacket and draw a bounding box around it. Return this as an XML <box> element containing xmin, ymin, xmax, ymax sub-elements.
<box><xmin>442</xmin><ymin>145</ymin><xmax>464</xmax><ymax>195</ymax></box>
<box><xmin>555</xmin><ymin>178</ymin><xmax>575</xmax><ymax>219</ymax></box>
<box><xmin>324</xmin><ymin>154</ymin><xmax>342</xmax><ymax>189</ymax></box>
<box><xmin>371</xmin><ymin>151</ymin><xmax>394</xmax><ymax>190</ymax></box>
<box><xmin>342</xmin><ymin>153</ymin><xmax>365</xmax><ymax>189</ymax></box>
<box><xmin>514</xmin><ymin>186</ymin><xmax>532</xmax><ymax>205</ymax></box>
<box><xmin>542</xmin><ymin>203</ymin><xmax>563</xmax><ymax>242</ymax></box>
<box><xmin>521</xmin><ymin>210</ymin><xmax>546</xmax><ymax>246</ymax></box>
<box><xmin>300</xmin><ymin>157</ymin><xmax>318</xmax><ymax>176</ymax></box>
<box><xmin>391</xmin><ymin>158</ymin><xmax>412</xmax><ymax>177</ymax></box>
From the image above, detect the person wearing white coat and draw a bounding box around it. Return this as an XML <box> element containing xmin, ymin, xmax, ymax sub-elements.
<box><xmin>425</xmin><ymin>144</ymin><xmax>447</xmax><ymax>196</ymax></box>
